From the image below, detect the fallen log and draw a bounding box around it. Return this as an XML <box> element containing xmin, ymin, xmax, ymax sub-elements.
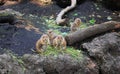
<box><xmin>65</xmin><ymin>21</ymin><xmax>120</xmax><ymax>45</ymax></box>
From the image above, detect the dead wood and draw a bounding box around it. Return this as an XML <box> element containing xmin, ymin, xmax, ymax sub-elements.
<box><xmin>56</xmin><ymin>0</ymin><xmax>77</xmax><ymax>25</ymax></box>
<box><xmin>65</xmin><ymin>21</ymin><xmax>120</xmax><ymax>45</ymax></box>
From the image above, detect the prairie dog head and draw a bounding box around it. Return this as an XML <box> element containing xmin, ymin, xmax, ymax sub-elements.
<box><xmin>41</xmin><ymin>34</ymin><xmax>50</xmax><ymax>44</ymax></box>
<box><xmin>53</xmin><ymin>35</ymin><xmax>66</xmax><ymax>50</ymax></box>
<box><xmin>47</xmin><ymin>29</ymin><xmax>54</xmax><ymax>36</ymax></box>
<box><xmin>74</xmin><ymin>18</ymin><xmax>81</xmax><ymax>26</ymax></box>
<box><xmin>56</xmin><ymin>35</ymin><xmax>64</xmax><ymax>42</ymax></box>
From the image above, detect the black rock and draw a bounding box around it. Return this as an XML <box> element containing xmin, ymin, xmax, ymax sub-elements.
<box><xmin>93</xmin><ymin>0</ymin><xmax>120</xmax><ymax>10</ymax></box>
<box><xmin>54</xmin><ymin>0</ymin><xmax>86</xmax><ymax>8</ymax></box>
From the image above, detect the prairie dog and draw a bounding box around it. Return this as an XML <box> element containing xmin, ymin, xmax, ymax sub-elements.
<box><xmin>36</xmin><ymin>34</ymin><xmax>50</xmax><ymax>53</ymax></box>
<box><xmin>70</xmin><ymin>18</ymin><xmax>81</xmax><ymax>32</ymax></box>
<box><xmin>47</xmin><ymin>29</ymin><xmax>56</xmax><ymax>45</ymax></box>
<box><xmin>53</xmin><ymin>35</ymin><xmax>66</xmax><ymax>50</ymax></box>
<box><xmin>39</xmin><ymin>0</ymin><xmax>52</xmax><ymax>5</ymax></box>
<box><xmin>40</xmin><ymin>0</ymin><xmax>51</xmax><ymax>3</ymax></box>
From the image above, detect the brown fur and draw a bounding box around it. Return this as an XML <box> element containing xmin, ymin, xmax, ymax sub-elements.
<box><xmin>47</xmin><ymin>29</ymin><xmax>56</xmax><ymax>45</ymax></box>
<box><xmin>36</xmin><ymin>34</ymin><xmax>50</xmax><ymax>53</ymax></box>
<box><xmin>53</xmin><ymin>35</ymin><xmax>66</xmax><ymax>50</ymax></box>
<box><xmin>70</xmin><ymin>18</ymin><xmax>81</xmax><ymax>32</ymax></box>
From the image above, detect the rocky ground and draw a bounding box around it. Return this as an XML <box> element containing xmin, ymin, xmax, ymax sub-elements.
<box><xmin>82</xmin><ymin>32</ymin><xmax>120</xmax><ymax>74</ymax></box>
<box><xmin>0</xmin><ymin>0</ymin><xmax>120</xmax><ymax>55</ymax></box>
<box><xmin>0</xmin><ymin>32</ymin><xmax>119</xmax><ymax>74</ymax></box>
<box><xmin>0</xmin><ymin>0</ymin><xmax>120</xmax><ymax>74</ymax></box>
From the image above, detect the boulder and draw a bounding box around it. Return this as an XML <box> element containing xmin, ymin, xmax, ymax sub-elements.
<box><xmin>82</xmin><ymin>32</ymin><xmax>120</xmax><ymax>74</ymax></box>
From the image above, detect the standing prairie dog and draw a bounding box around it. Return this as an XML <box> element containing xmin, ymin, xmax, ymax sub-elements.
<box><xmin>70</xmin><ymin>18</ymin><xmax>81</xmax><ymax>32</ymax></box>
<box><xmin>47</xmin><ymin>29</ymin><xmax>56</xmax><ymax>45</ymax></box>
<box><xmin>36</xmin><ymin>34</ymin><xmax>50</xmax><ymax>53</ymax></box>
<box><xmin>53</xmin><ymin>35</ymin><xmax>66</xmax><ymax>50</ymax></box>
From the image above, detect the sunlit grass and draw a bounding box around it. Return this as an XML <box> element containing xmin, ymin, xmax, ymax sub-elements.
<box><xmin>4</xmin><ymin>50</ymin><xmax>26</xmax><ymax>73</ymax></box>
<box><xmin>0</xmin><ymin>13</ymin><xmax>10</xmax><ymax>16</ymax></box>
<box><xmin>89</xmin><ymin>18</ymin><xmax>96</xmax><ymax>25</ymax></box>
<box><xmin>39</xmin><ymin>45</ymin><xmax>83</xmax><ymax>60</ymax></box>
<box><xmin>80</xmin><ymin>23</ymin><xmax>88</xmax><ymax>29</ymax></box>
<box><xmin>41</xmin><ymin>46</ymin><xmax>60</xmax><ymax>56</ymax></box>
<box><xmin>41</xmin><ymin>16</ymin><xmax>61</xmax><ymax>28</ymax></box>
<box><xmin>65</xmin><ymin>47</ymin><xmax>82</xmax><ymax>59</ymax></box>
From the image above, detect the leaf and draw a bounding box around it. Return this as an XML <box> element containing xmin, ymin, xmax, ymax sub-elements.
<box><xmin>96</xmin><ymin>7</ymin><xmax>100</xmax><ymax>10</ymax></box>
<box><xmin>73</xmin><ymin>13</ymin><xmax>78</xmax><ymax>16</ymax></box>
<box><xmin>107</xmin><ymin>16</ymin><xmax>112</xmax><ymax>20</ymax></box>
<box><xmin>89</xmin><ymin>18</ymin><xmax>96</xmax><ymax>24</ymax></box>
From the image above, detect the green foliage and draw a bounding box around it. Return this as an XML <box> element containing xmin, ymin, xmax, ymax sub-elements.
<box><xmin>41</xmin><ymin>16</ymin><xmax>61</xmax><ymax>29</ymax></box>
<box><xmin>73</xmin><ymin>13</ymin><xmax>78</xmax><ymax>16</ymax></box>
<box><xmin>89</xmin><ymin>18</ymin><xmax>96</xmax><ymax>25</ymax></box>
<box><xmin>65</xmin><ymin>47</ymin><xmax>83</xmax><ymax>60</ymax></box>
<box><xmin>0</xmin><ymin>13</ymin><xmax>10</xmax><ymax>16</ymax></box>
<box><xmin>53</xmin><ymin>30</ymin><xmax>62</xmax><ymax>35</ymax></box>
<box><xmin>80</xmin><ymin>23</ymin><xmax>88</xmax><ymax>29</ymax></box>
<box><xmin>41</xmin><ymin>46</ymin><xmax>60</xmax><ymax>56</ymax></box>
<box><xmin>53</xmin><ymin>30</ymin><xmax>68</xmax><ymax>36</ymax></box>
<box><xmin>40</xmin><ymin>46</ymin><xmax>83</xmax><ymax>60</ymax></box>
<box><xmin>8</xmin><ymin>52</ymin><xmax>26</xmax><ymax>73</ymax></box>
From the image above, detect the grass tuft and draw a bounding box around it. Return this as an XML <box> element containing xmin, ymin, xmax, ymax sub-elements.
<box><xmin>65</xmin><ymin>47</ymin><xmax>82</xmax><ymax>59</ymax></box>
<box><xmin>41</xmin><ymin>16</ymin><xmax>61</xmax><ymax>29</ymax></box>
<box><xmin>39</xmin><ymin>46</ymin><xmax>83</xmax><ymax>60</ymax></box>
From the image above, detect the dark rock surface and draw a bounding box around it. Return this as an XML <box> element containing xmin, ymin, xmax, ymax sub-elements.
<box><xmin>23</xmin><ymin>54</ymin><xmax>98</xmax><ymax>74</ymax></box>
<box><xmin>82</xmin><ymin>32</ymin><xmax>120</xmax><ymax>74</ymax></box>
<box><xmin>0</xmin><ymin>53</ymin><xmax>98</xmax><ymax>74</ymax></box>
<box><xmin>0</xmin><ymin>53</ymin><xmax>24</xmax><ymax>74</ymax></box>
<box><xmin>93</xmin><ymin>0</ymin><xmax>120</xmax><ymax>10</ymax></box>
<box><xmin>54</xmin><ymin>0</ymin><xmax>85</xmax><ymax>8</ymax></box>
<box><xmin>0</xmin><ymin>31</ymin><xmax>120</xmax><ymax>74</ymax></box>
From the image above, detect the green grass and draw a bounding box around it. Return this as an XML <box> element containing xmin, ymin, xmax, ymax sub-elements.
<box><xmin>0</xmin><ymin>13</ymin><xmax>10</xmax><ymax>16</ymax></box>
<box><xmin>80</xmin><ymin>23</ymin><xmax>88</xmax><ymax>29</ymax></box>
<box><xmin>41</xmin><ymin>46</ymin><xmax>60</xmax><ymax>56</ymax></box>
<box><xmin>8</xmin><ymin>52</ymin><xmax>26</xmax><ymax>73</ymax></box>
<box><xmin>40</xmin><ymin>46</ymin><xmax>83</xmax><ymax>60</ymax></box>
<box><xmin>41</xmin><ymin>16</ymin><xmax>61</xmax><ymax>29</ymax></box>
<box><xmin>89</xmin><ymin>18</ymin><xmax>96</xmax><ymax>25</ymax></box>
<box><xmin>65</xmin><ymin>47</ymin><xmax>82</xmax><ymax>59</ymax></box>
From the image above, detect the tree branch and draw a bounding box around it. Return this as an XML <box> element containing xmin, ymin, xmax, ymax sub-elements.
<box><xmin>56</xmin><ymin>0</ymin><xmax>77</xmax><ymax>25</ymax></box>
